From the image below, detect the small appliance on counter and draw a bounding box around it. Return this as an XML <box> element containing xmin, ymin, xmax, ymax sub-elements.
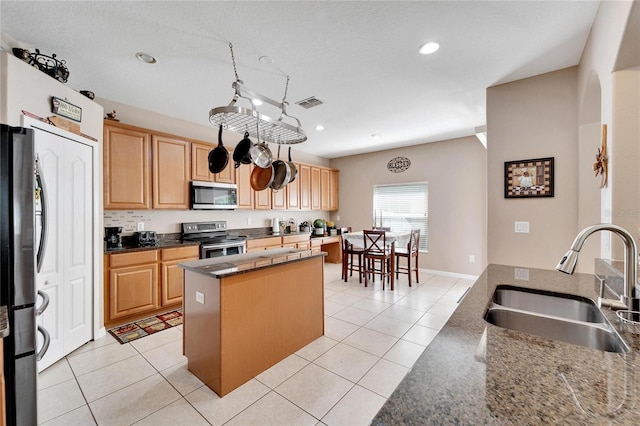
<box><xmin>104</xmin><ymin>226</ymin><xmax>123</xmax><ymax>249</ymax></box>
<box><xmin>271</xmin><ymin>217</ymin><xmax>280</xmax><ymax>235</ymax></box>
<box><xmin>136</xmin><ymin>230</ymin><xmax>158</xmax><ymax>247</ymax></box>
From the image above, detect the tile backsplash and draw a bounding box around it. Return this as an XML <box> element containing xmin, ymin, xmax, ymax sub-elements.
<box><xmin>103</xmin><ymin>211</ymin><xmax>153</xmax><ymax>233</ymax></box>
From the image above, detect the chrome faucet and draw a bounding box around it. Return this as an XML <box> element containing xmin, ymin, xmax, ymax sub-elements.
<box><xmin>556</xmin><ymin>224</ymin><xmax>639</xmax><ymax>311</ymax></box>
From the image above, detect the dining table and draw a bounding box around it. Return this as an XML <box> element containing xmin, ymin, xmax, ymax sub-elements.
<box><xmin>341</xmin><ymin>230</ymin><xmax>412</xmax><ymax>290</ymax></box>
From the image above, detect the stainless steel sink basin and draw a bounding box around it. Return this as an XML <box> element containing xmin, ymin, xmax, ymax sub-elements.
<box><xmin>484</xmin><ymin>285</ymin><xmax>629</xmax><ymax>353</ymax></box>
<box><xmin>491</xmin><ymin>285</ymin><xmax>603</xmax><ymax>323</ymax></box>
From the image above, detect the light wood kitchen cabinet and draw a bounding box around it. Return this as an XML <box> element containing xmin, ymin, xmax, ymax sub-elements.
<box><xmin>191</xmin><ymin>142</ymin><xmax>214</xmax><ymax>182</ymax></box>
<box><xmin>105</xmin><ymin>246</ymin><xmax>198</xmax><ymax>327</ymax></box>
<box><xmin>282</xmin><ymin>234</ymin><xmax>310</xmax><ymax>249</ymax></box>
<box><xmin>236</xmin><ymin>164</ymin><xmax>254</xmax><ymax>209</ymax></box>
<box><xmin>192</xmin><ymin>142</ymin><xmax>235</xmax><ymax>184</ymax></box>
<box><xmin>254</xmin><ymin>187</ymin><xmax>272</xmax><ymax>210</ymax></box>
<box><xmin>107</xmin><ymin>250</ymin><xmax>160</xmax><ymax>322</ymax></box>
<box><xmin>287</xmin><ymin>167</ymin><xmax>301</xmax><ymax>209</ymax></box>
<box><xmin>272</xmin><ymin>186</ymin><xmax>287</xmax><ymax>209</ymax></box>
<box><xmin>152</xmin><ymin>135</ymin><xmax>190</xmax><ymax>209</ymax></box>
<box><xmin>311</xmin><ymin>166</ymin><xmax>322</xmax><ymax>210</ymax></box>
<box><xmin>160</xmin><ymin>246</ymin><xmax>199</xmax><ymax>306</ymax></box>
<box><xmin>246</xmin><ymin>236</ymin><xmax>282</xmax><ymax>252</ymax></box>
<box><xmin>329</xmin><ymin>169</ymin><xmax>339</xmax><ymax>211</ymax></box>
<box><xmin>104</xmin><ymin>123</ymin><xmax>151</xmax><ymax>209</ymax></box>
<box><xmin>299</xmin><ymin>164</ymin><xmax>311</xmax><ymax>210</ymax></box>
<box><xmin>320</xmin><ymin>168</ymin><xmax>331</xmax><ymax>211</ymax></box>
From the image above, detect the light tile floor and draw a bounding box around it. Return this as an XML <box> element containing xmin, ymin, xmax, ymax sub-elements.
<box><xmin>37</xmin><ymin>263</ymin><xmax>473</xmax><ymax>425</ymax></box>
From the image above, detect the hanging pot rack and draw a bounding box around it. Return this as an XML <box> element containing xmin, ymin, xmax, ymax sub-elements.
<box><xmin>209</xmin><ymin>44</ymin><xmax>307</xmax><ymax>145</ymax></box>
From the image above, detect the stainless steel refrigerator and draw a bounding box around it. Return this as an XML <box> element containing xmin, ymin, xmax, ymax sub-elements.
<box><xmin>1</xmin><ymin>124</ymin><xmax>50</xmax><ymax>426</ymax></box>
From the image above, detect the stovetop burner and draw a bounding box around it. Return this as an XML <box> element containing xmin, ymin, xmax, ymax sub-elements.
<box><xmin>181</xmin><ymin>221</ymin><xmax>246</xmax><ymax>244</ymax></box>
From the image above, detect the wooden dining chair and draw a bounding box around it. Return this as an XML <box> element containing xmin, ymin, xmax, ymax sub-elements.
<box><xmin>395</xmin><ymin>229</ymin><xmax>420</xmax><ymax>286</ymax></box>
<box><xmin>363</xmin><ymin>229</ymin><xmax>394</xmax><ymax>290</ymax></box>
<box><xmin>341</xmin><ymin>228</ymin><xmax>364</xmax><ymax>283</ymax></box>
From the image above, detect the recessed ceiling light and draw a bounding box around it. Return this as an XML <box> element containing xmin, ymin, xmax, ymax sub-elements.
<box><xmin>371</xmin><ymin>133</ymin><xmax>381</xmax><ymax>139</ymax></box>
<box><xmin>135</xmin><ymin>52</ymin><xmax>157</xmax><ymax>64</ymax></box>
<box><xmin>259</xmin><ymin>56</ymin><xmax>274</xmax><ymax>64</ymax></box>
<box><xmin>315</xmin><ymin>124</ymin><xmax>325</xmax><ymax>131</ymax></box>
<box><xmin>418</xmin><ymin>42</ymin><xmax>440</xmax><ymax>55</ymax></box>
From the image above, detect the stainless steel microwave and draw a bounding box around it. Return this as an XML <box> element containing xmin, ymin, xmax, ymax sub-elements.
<box><xmin>190</xmin><ymin>181</ymin><xmax>238</xmax><ymax>210</ymax></box>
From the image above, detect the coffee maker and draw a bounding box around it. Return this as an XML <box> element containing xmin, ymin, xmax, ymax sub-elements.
<box><xmin>104</xmin><ymin>226</ymin><xmax>123</xmax><ymax>249</ymax></box>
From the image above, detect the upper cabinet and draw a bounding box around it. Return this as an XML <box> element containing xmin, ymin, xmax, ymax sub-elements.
<box><xmin>191</xmin><ymin>142</ymin><xmax>235</xmax><ymax>184</ymax></box>
<box><xmin>152</xmin><ymin>135</ymin><xmax>190</xmax><ymax>209</ymax></box>
<box><xmin>103</xmin><ymin>120</ymin><xmax>337</xmax><ymax>211</ymax></box>
<box><xmin>104</xmin><ymin>124</ymin><xmax>152</xmax><ymax>209</ymax></box>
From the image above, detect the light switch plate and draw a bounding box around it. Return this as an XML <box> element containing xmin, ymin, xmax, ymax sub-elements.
<box><xmin>196</xmin><ymin>291</ymin><xmax>205</xmax><ymax>304</ymax></box>
<box><xmin>515</xmin><ymin>268</ymin><xmax>530</xmax><ymax>281</ymax></box>
<box><xmin>515</xmin><ymin>221</ymin><xmax>530</xmax><ymax>233</ymax></box>
<box><xmin>137</xmin><ymin>222</ymin><xmax>145</xmax><ymax>231</ymax></box>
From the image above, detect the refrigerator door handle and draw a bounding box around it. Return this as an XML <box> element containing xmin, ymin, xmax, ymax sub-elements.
<box><xmin>36</xmin><ymin>325</ymin><xmax>51</xmax><ymax>361</ymax></box>
<box><xmin>35</xmin><ymin>289</ymin><xmax>50</xmax><ymax>316</ymax></box>
<box><xmin>35</xmin><ymin>155</ymin><xmax>49</xmax><ymax>273</ymax></box>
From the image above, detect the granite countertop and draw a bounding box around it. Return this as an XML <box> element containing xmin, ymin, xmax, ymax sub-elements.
<box><xmin>373</xmin><ymin>264</ymin><xmax>640</xmax><ymax>425</ymax></box>
<box><xmin>178</xmin><ymin>247</ymin><xmax>326</xmax><ymax>278</ymax></box>
<box><xmin>0</xmin><ymin>306</ymin><xmax>8</xmax><ymax>338</ymax></box>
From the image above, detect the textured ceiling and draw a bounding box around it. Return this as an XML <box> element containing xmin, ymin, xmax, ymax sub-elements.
<box><xmin>1</xmin><ymin>1</ymin><xmax>600</xmax><ymax>158</ymax></box>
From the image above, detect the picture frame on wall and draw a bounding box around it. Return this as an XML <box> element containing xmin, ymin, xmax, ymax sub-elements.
<box><xmin>504</xmin><ymin>157</ymin><xmax>554</xmax><ymax>198</ymax></box>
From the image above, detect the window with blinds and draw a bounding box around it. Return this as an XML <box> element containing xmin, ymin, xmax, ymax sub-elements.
<box><xmin>373</xmin><ymin>182</ymin><xmax>428</xmax><ymax>251</ymax></box>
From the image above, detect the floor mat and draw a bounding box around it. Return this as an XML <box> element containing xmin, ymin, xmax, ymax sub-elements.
<box><xmin>109</xmin><ymin>310</ymin><xmax>182</xmax><ymax>344</ymax></box>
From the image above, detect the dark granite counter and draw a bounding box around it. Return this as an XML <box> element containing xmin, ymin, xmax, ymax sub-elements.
<box><xmin>0</xmin><ymin>305</ymin><xmax>8</xmax><ymax>338</ymax></box>
<box><xmin>104</xmin><ymin>233</ymin><xmax>199</xmax><ymax>254</ymax></box>
<box><xmin>373</xmin><ymin>264</ymin><xmax>640</xmax><ymax>425</ymax></box>
<box><xmin>178</xmin><ymin>247</ymin><xmax>326</xmax><ymax>278</ymax></box>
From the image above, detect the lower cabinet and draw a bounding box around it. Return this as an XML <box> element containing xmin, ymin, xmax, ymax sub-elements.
<box><xmin>105</xmin><ymin>245</ymin><xmax>199</xmax><ymax>327</ymax></box>
<box><xmin>247</xmin><ymin>235</ymin><xmax>312</xmax><ymax>252</ymax></box>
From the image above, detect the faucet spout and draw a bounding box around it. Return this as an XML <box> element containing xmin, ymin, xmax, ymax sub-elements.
<box><xmin>556</xmin><ymin>224</ymin><xmax>638</xmax><ymax>311</ymax></box>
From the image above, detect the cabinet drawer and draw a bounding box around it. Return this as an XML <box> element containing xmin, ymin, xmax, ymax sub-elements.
<box><xmin>109</xmin><ymin>250</ymin><xmax>159</xmax><ymax>268</ymax></box>
<box><xmin>246</xmin><ymin>237</ymin><xmax>282</xmax><ymax>250</ymax></box>
<box><xmin>282</xmin><ymin>234</ymin><xmax>310</xmax><ymax>245</ymax></box>
<box><xmin>162</xmin><ymin>245</ymin><xmax>200</xmax><ymax>261</ymax></box>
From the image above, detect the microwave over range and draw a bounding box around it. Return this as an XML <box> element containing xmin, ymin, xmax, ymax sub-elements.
<box><xmin>190</xmin><ymin>181</ymin><xmax>238</xmax><ymax>210</ymax></box>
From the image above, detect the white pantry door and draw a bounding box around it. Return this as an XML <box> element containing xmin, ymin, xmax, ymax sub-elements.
<box><xmin>36</xmin><ymin>128</ymin><xmax>93</xmax><ymax>371</ymax></box>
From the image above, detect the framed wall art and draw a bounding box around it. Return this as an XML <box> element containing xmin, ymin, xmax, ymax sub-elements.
<box><xmin>504</xmin><ymin>157</ymin><xmax>554</xmax><ymax>198</ymax></box>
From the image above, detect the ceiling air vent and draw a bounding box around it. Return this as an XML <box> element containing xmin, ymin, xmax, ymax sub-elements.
<box><xmin>295</xmin><ymin>96</ymin><xmax>323</xmax><ymax>109</ymax></box>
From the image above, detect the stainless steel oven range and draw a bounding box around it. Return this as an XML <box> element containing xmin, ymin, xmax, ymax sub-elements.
<box><xmin>181</xmin><ymin>221</ymin><xmax>246</xmax><ymax>259</ymax></box>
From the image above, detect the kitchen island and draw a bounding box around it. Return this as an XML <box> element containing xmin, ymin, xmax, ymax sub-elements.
<box><xmin>374</xmin><ymin>264</ymin><xmax>640</xmax><ymax>424</ymax></box>
<box><xmin>178</xmin><ymin>248</ymin><xmax>325</xmax><ymax>397</ymax></box>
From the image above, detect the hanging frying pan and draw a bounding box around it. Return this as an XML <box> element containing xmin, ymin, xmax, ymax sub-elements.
<box><xmin>208</xmin><ymin>125</ymin><xmax>229</xmax><ymax>174</ymax></box>
<box><xmin>270</xmin><ymin>145</ymin><xmax>291</xmax><ymax>190</ymax></box>
<box><xmin>287</xmin><ymin>146</ymin><xmax>298</xmax><ymax>183</ymax></box>
<box><xmin>250</xmin><ymin>163</ymin><xmax>274</xmax><ymax>191</ymax></box>
<box><xmin>249</xmin><ymin>126</ymin><xmax>272</xmax><ymax>168</ymax></box>
<box><xmin>232</xmin><ymin>131</ymin><xmax>253</xmax><ymax>168</ymax></box>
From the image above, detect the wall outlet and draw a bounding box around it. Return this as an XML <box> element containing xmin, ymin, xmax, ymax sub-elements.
<box><xmin>515</xmin><ymin>221</ymin><xmax>530</xmax><ymax>233</ymax></box>
<box><xmin>247</xmin><ymin>217</ymin><xmax>252</xmax><ymax>225</ymax></box>
<box><xmin>196</xmin><ymin>291</ymin><xmax>205</xmax><ymax>304</ymax></box>
<box><xmin>137</xmin><ymin>222</ymin><xmax>145</xmax><ymax>231</ymax></box>
<box><xmin>469</xmin><ymin>255</ymin><xmax>475</xmax><ymax>263</ymax></box>
<box><xmin>515</xmin><ymin>268</ymin><xmax>530</xmax><ymax>281</ymax></box>
<box><xmin>336</xmin><ymin>215</ymin><xmax>340</xmax><ymax>221</ymax></box>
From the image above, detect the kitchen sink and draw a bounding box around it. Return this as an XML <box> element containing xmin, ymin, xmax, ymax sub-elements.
<box><xmin>484</xmin><ymin>285</ymin><xmax>629</xmax><ymax>353</ymax></box>
<box><xmin>491</xmin><ymin>285</ymin><xmax>603</xmax><ymax>323</ymax></box>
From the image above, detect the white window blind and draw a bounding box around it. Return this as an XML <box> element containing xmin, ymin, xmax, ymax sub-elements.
<box><xmin>373</xmin><ymin>182</ymin><xmax>428</xmax><ymax>251</ymax></box>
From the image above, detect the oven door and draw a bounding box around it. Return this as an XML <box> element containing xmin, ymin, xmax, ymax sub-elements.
<box><xmin>200</xmin><ymin>241</ymin><xmax>246</xmax><ymax>259</ymax></box>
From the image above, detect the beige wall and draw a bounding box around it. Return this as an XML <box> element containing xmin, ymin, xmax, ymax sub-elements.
<box><xmin>487</xmin><ymin>67</ymin><xmax>579</xmax><ymax>271</ymax></box>
<box><xmin>330</xmin><ymin>136</ymin><xmax>487</xmax><ymax>277</ymax></box>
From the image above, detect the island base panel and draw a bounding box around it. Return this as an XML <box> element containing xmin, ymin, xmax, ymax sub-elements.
<box><xmin>184</xmin><ymin>256</ymin><xmax>324</xmax><ymax>396</ymax></box>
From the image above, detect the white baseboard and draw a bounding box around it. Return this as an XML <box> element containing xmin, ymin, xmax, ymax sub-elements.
<box><xmin>421</xmin><ymin>268</ymin><xmax>479</xmax><ymax>281</ymax></box>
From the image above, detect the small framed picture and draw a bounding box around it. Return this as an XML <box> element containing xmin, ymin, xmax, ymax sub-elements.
<box><xmin>504</xmin><ymin>157</ymin><xmax>554</xmax><ymax>198</ymax></box>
